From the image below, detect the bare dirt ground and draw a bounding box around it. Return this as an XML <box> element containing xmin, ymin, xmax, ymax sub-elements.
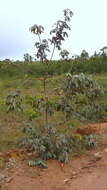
<box><xmin>1</xmin><ymin>122</ymin><xmax>107</xmax><ymax>190</ymax></box>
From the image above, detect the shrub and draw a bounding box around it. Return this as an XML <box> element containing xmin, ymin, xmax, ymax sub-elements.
<box><xmin>57</xmin><ymin>73</ymin><xmax>104</xmax><ymax>121</ymax></box>
<box><xmin>20</xmin><ymin>123</ymin><xmax>98</xmax><ymax>167</ymax></box>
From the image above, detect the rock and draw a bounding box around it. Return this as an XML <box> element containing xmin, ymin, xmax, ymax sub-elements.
<box><xmin>94</xmin><ymin>152</ymin><xmax>102</xmax><ymax>161</ymax></box>
<box><xmin>64</xmin><ymin>178</ymin><xmax>70</xmax><ymax>183</ymax></box>
<box><xmin>72</xmin><ymin>171</ymin><xmax>77</xmax><ymax>175</ymax></box>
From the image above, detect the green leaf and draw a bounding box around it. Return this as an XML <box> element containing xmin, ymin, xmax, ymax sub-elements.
<box><xmin>35</xmin><ymin>159</ymin><xmax>48</xmax><ymax>168</ymax></box>
<box><xmin>40</xmin><ymin>145</ymin><xmax>46</xmax><ymax>152</ymax></box>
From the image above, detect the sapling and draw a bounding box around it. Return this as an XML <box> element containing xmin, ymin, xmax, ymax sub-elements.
<box><xmin>30</xmin><ymin>9</ymin><xmax>73</xmax><ymax>126</ymax></box>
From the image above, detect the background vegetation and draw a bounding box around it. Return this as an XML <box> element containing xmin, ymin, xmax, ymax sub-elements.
<box><xmin>0</xmin><ymin>51</ymin><xmax>107</xmax><ymax>79</ymax></box>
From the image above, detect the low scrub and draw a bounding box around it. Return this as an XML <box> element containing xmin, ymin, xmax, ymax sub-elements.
<box><xmin>20</xmin><ymin>123</ymin><xmax>97</xmax><ymax>168</ymax></box>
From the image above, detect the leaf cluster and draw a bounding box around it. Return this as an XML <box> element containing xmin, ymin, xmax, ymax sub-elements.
<box><xmin>35</xmin><ymin>39</ymin><xmax>50</xmax><ymax>61</ymax></box>
<box><xmin>30</xmin><ymin>25</ymin><xmax>44</xmax><ymax>35</ymax></box>
<box><xmin>50</xmin><ymin>9</ymin><xmax>73</xmax><ymax>51</ymax></box>
<box><xmin>6</xmin><ymin>90</ymin><xmax>23</xmax><ymax>113</ymax></box>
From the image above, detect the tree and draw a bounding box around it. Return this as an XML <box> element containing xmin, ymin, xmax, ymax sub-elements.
<box><xmin>29</xmin><ymin>9</ymin><xmax>73</xmax><ymax>125</ymax></box>
<box><xmin>24</xmin><ymin>53</ymin><xmax>32</xmax><ymax>62</ymax></box>
<box><xmin>80</xmin><ymin>50</ymin><xmax>89</xmax><ymax>59</ymax></box>
<box><xmin>100</xmin><ymin>46</ymin><xmax>107</xmax><ymax>56</ymax></box>
<box><xmin>59</xmin><ymin>49</ymin><xmax>69</xmax><ymax>60</ymax></box>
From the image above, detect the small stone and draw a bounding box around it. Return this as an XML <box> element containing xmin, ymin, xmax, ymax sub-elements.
<box><xmin>63</xmin><ymin>178</ymin><xmax>70</xmax><ymax>183</ymax></box>
<box><xmin>27</xmin><ymin>153</ymin><xmax>33</xmax><ymax>157</ymax></box>
<box><xmin>6</xmin><ymin>177</ymin><xmax>13</xmax><ymax>183</ymax></box>
<box><xmin>94</xmin><ymin>152</ymin><xmax>102</xmax><ymax>160</ymax></box>
<box><xmin>104</xmin><ymin>148</ymin><xmax>107</xmax><ymax>153</ymax></box>
<box><xmin>72</xmin><ymin>171</ymin><xmax>77</xmax><ymax>175</ymax></box>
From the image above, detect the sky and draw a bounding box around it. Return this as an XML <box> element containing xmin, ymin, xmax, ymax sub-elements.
<box><xmin>0</xmin><ymin>0</ymin><xmax>107</xmax><ymax>60</ymax></box>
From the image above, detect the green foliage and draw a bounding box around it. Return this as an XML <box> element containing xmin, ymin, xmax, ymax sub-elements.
<box><xmin>24</xmin><ymin>53</ymin><xmax>32</xmax><ymax>62</ymax></box>
<box><xmin>57</xmin><ymin>73</ymin><xmax>104</xmax><ymax>121</ymax></box>
<box><xmin>25</xmin><ymin>95</ymin><xmax>44</xmax><ymax>109</ymax></box>
<box><xmin>20</xmin><ymin>124</ymin><xmax>72</xmax><ymax>163</ymax></box>
<box><xmin>70</xmin><ymin>55</ymin><xmax>107</xmax><ymax>74</ymax></box>
<box><xmin>80</xmin><ymin>49</ymin><xmax>89</xmax><ymax>60</ymax></box>
<box><xmin>20</xmin><ymin>123</ymin><xmax>98</xmax><ymax>167</ymax></box>
<box><xmin>70</xmin><ymin>120</ymin><xmax>79</xmax><ymax>128</ymax></box>
<box><xmin>1</xmin><ymin>54</ymin><xmax>107</xmax><ymax>80</ymax></box>
<box><xmin>29</xmin><ymin>159</ymin><xmax>47</xmax><ymax>168</ymax></box>
<box><xmin>85</xmin><ymin>134</ymin><xmax>97</xmax><ymax>149</ymax></box>
<box><xmin>6</xmin><ymin>90</ymin><xmax>23</xmax><ymax>113</ymax></box>
<box><xmin>25</xmin><ymin>95</ymin><xmax>55</xmax><ymax>120</ymax></box>
<box><xmin>59</xmin><ymin>49</ymin><xmax>69</xmax><ymax>60</ymax></box>
<box><xmin>27</xmin><ymin>109</ymin><xmax>40</xmax><ymax>120</ymax></box>
<box><xmin>64</xmin><ymin>73</ymin><xmax>103</xmax><ymax>96</ymax></box>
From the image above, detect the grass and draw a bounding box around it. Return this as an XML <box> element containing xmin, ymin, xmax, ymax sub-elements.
<box><xmin>0</xmin><ymin>73</ymin><xmax>107</xmax><ymax>152</ymax></box>
<box><xmin>0</xmin><ymin>75</ymin><xmax>64</xmax><ymax>151</ymax></box>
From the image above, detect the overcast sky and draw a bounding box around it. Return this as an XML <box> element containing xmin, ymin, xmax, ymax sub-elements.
<box><xmin>0</xmin><ymin>0</ymin><xmax>107</xmax><ymax>60</ymax></box>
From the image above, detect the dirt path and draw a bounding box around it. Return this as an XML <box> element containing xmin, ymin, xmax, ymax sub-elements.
<box><xmin>1</xmin><ymin>122</ymin><xmax>107</xmax><ymax>190</ymax></box>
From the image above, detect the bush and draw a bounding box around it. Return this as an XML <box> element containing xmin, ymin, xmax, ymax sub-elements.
<box><xmin>59</xmin><ymin>73</ymin><xmax>104</xmax><ymax>121</ymax></box>
<box><xmin>20</xmin><ymin>123</ymin><xmax>98</xmax><ymax>167</ymax></box>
